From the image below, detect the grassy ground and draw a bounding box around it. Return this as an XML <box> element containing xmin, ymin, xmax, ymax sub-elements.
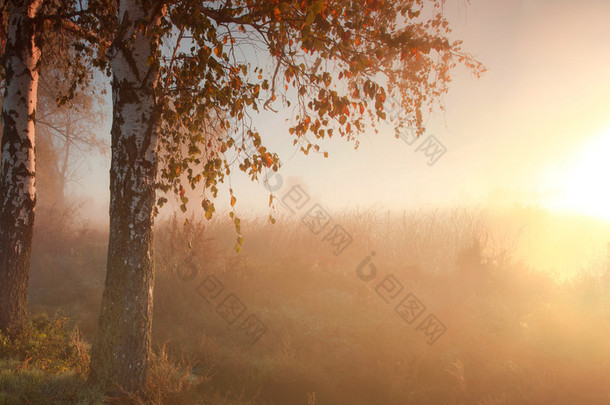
<box><xmin>3</xmin><ymin>205</ymin><xmax>610</xmax><ymax>404</ymax></box>
<box><xmin>0</xmin><ymin>358</ymin><xmax>104</xmax><ymax>405</ymax></box>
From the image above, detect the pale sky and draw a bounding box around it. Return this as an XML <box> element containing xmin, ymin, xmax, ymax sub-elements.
<box><xmin>74</xmin><ymin>0</ymin><xmax>610</xmax><ymax>224</ymax></box>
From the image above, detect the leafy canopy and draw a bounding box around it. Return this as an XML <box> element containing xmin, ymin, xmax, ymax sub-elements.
<box><xmin>84</xmin><ymin>0</ymin><xmax>483</xmax><ymax>248</ymax></box>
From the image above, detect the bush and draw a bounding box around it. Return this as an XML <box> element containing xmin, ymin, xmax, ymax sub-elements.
<box><xmin>0</xmin><ymin>313</ymin><xmax>89</xmax><ymax>374</ymax></box>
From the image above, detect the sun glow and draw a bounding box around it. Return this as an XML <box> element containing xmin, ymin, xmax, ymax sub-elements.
<box><xmin>544</xmin><ymin>127</ymin><xmax>610</xmax><ymax>221</ymax></box>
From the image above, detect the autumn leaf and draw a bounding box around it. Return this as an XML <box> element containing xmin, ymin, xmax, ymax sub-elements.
<box><xmin>150</xmin><ymin>0</ymin><xmax>482</xmax><ymax>238</ymax></box>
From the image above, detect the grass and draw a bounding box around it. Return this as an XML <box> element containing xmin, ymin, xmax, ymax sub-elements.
<box><xmin>2</xmin><ymin>204</ymin><xmax>610</xmax><ymax>403</ymax></box>
<box><xmin>0</xmin><ymin>359</ymin><xmax>104</xmax><ymax>405</ymax></box>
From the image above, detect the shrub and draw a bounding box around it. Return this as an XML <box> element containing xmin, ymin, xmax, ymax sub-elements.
<box><xmin>0</xmin><ymin>313</ymin><xmax>89</xmax><ymax>374</ymax></box>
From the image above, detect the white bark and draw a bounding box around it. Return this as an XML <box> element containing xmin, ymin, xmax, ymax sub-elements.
<box><xmin>0</xmin><ymin>0</ymin><xmax>43</xmax><ymax>334</ymax></box>
<box><xmin>89</xmin><ymin>0</ymin><xmax>162</xmax><ymax>394</ymax></box>
<box><xmin>1</xmin><ymin>0</ymin><xmax>42</xmax><ymax>224</ymax></box>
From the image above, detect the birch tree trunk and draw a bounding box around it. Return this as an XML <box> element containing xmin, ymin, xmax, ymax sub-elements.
<box><xmin>88</xmin><ymin>0</ymin><xmax>162</xmax><ymax>394</ymax></box>
<box><xmin>0</xmin><ymin>0</ymin><xmax>42</xmax><ymax>336</ymax></box>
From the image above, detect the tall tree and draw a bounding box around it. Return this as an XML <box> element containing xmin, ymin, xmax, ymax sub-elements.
<box><xmin>0</xmin><ymin>0</ymin><xmax>107</xmax><ymax>335</ymax></box>
<box><xmin>0</xmin><ymin>0</ymin><xmax>44</xmax><ymax>335</ymax></box>
<box><xmin>88</xmin><ymin>0</ymin><xmax>484</xmax><ymax>395</ymax></box>
<box><xmin>88</xmin><ymin>0</ymin><xmax>163</xmax><ymax>393</ymax></box>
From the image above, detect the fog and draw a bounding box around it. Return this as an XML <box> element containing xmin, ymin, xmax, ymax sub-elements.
<box><xmin>6</xmin><ymin>0</ymin><xmax>610</xmax><ymax>403</ymax></box>
<box><xmin>75</xmin><ymin>0</ymin><xmax>610</xmax><ymax>226</ymax></box>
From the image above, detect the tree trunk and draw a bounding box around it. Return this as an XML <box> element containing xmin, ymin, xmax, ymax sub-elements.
<box><xmin>88</xmin><ymin>0</ymin><xmax>161</xmax><ymax>395</ymax></box>
<box><xmin>0</xmin><ymin>0</ymin><xmax>42</xmax><ymax>336</ymax></box>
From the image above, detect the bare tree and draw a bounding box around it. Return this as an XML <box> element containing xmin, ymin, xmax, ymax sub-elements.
<box><xmin>36</xmin><ymin>65</ymin><xmax>107</xmax><ymax>208</ymax></box>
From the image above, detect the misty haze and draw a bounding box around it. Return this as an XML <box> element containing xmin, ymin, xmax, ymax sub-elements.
<box><xmin>1</xmin><ymin>0</ymin><xmax>610</xmax><ymax>404</ymax></box>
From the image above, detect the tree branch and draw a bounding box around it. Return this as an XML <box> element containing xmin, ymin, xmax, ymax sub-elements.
<box><xmin>54</xmin><ymin>18</ymin><xmax>111</xmax><ymax>48</ymax></box>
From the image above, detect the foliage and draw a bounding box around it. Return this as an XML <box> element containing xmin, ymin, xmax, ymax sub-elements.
<box><xmin>72</xmin><ymin>0</ymin><xmax>485</xmax><ymax>248</ymax></box>
<box><xmin>0</xmin><ymin>0</ymin><xmax>105</xmax><ymax>100</ymax></box>
<box><xmin>0</xmin><ymin>313</ymin><xmax>89</xmax><ymax>375</ymax></box>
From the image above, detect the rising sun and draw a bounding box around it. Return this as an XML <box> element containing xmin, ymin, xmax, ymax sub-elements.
<box><xmin>545</xmin><ymin>126</ymin><xmax>610</xmax><ymax>221</ymax></box>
